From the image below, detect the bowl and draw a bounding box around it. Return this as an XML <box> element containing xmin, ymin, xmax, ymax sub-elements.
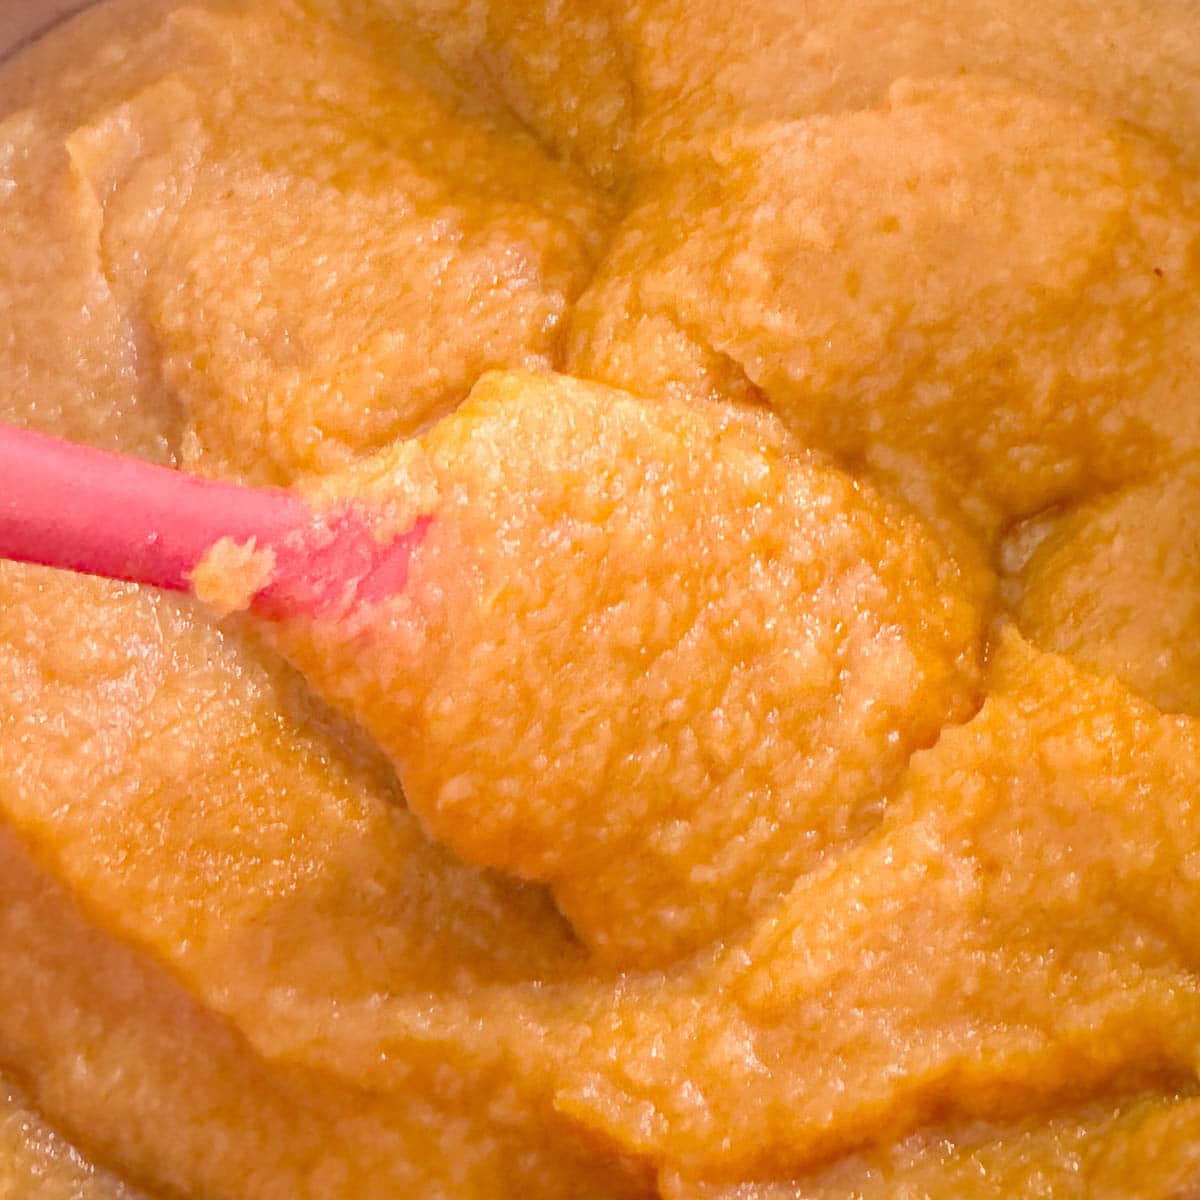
<box><xmin>0</xmin><ymin>1</ymin><xmax>94</xmax><ymax>63</ymax></box>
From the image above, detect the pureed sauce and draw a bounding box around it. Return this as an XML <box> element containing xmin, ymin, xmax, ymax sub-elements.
<box><xmin>1</xmin><ymin>1</ymin><xmax>1200</xmax><ymax>1196</ymax></box>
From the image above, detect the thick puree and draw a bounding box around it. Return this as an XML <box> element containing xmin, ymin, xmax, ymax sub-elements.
<box><xmin>0</xmin><ymin>0</ymin><xmax>1199</xmax><ymax>1197</ymax></box>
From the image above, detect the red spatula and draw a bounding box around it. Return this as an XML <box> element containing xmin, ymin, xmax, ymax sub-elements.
<box><xmin>0</xmin><ymin>422</ymin><xmax>428</xmax><ymax>619</ymax></box>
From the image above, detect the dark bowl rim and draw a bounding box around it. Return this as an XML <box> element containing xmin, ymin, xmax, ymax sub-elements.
<box><xmin>1</xmin><ymin>1</ymin><xmax>98</xmax><ymax>68</ymax></box>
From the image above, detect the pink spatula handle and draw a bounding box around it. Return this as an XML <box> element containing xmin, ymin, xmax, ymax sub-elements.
<box><xmin>0</xmin><ymin>423</ymin><xmax>425</xmax><ymax>617</ymax></box>
<box><xmin>0</xmin><ymin>423</ymin><xmax>310</xmax><ymax>591</ymax></box>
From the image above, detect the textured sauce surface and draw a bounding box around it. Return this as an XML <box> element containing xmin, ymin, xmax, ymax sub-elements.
<box><xmin>1</xmin><ymin>0</ymin><xmax>1199</xmax><ymax>1196</ymax></box>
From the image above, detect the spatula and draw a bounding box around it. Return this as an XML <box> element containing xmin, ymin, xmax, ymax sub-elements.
<box><xmin>0</xmin><ymin>422</ymin><xmax>428</xmax><ymax>619</ymax></box>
